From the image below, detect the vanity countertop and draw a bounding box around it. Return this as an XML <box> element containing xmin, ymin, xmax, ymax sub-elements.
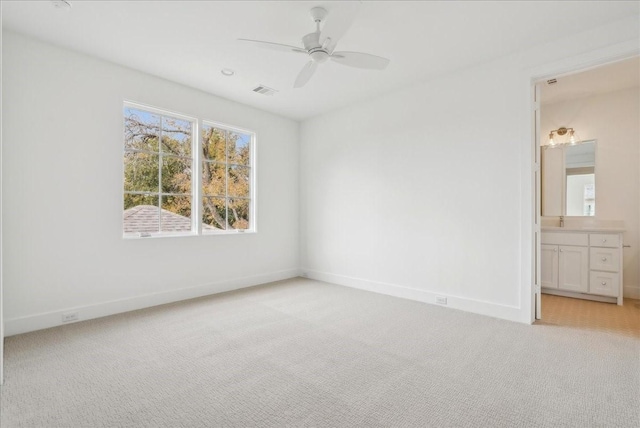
<box><xmin>542</xmin><ymin>226</ymin><xmax>625</xmax><ymax>233</ymax></box>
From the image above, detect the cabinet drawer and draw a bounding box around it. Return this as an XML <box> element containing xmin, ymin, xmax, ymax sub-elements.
<box><xmin>541</xmin><ymin>232</ymin><xmax>588</xmax><ymax>246</ymax></box>
<box><xmin>589</xmin><ymin>271</ymin><xmax>619</xmax><ymax>297</ymax></box>
<box><xmin>589</xmin><ymin>233</ymin><xmax>620</xmax><ymax>248</ymax></box>
<box><xmin>589</xmin><ymin>248</ymin><xmax>620</xmax><ymax>272</ymax></box>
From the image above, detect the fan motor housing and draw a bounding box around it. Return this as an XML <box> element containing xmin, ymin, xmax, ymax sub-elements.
<box><xmin>302</xmin><ymin>32</ymin><xmax>321</xmax><ymax>50</ymax></box>
<box><xmin>303</xmin><ymin>31</ymin><xmax>329</xmax><ymax>63</ymax></box>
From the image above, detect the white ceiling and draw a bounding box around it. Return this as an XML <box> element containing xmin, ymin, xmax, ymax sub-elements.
<box><xmin>2</xmin><ymin>1</ymin><xmax>639</xmax><ymax>120</ymax></box>
<box><xmin>540</xmin><ymin>57</ymin><xmax>640</xmax><ymax>105</ymax></box>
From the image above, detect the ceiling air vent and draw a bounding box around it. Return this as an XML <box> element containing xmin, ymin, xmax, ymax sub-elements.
<box><xmin>252</xmin><ymin>85</ymin><xmax>278</xmax><ymax>96</ymax></box>
<box><xmin>547</xmin><ymin>78</ymin><xmax>558</xmax><ymax>85</ymax></box>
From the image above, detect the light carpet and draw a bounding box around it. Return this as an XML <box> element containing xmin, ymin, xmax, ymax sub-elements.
<box><xmin>1</xmin><ymin>278</ymin><xmax>638</xmax><ymax>427</ymax></box>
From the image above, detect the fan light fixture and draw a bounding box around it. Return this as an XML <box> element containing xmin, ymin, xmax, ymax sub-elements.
<box><xmin>238</xmin><ymin>4</ymin><xmax>390</xmax><ymax>88</ymax></box>
<box><xmin>547</xmin><ymin>127</ymin><xmax>580</xmax><ymax>148</ymax></box>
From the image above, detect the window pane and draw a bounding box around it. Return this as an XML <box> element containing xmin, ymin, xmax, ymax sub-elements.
<box><xmin>202</xmin><ymin>197</ymin><xmax>227</xmax><ymax>230</ymax></box>
<box><xmin>228</xmin><ymin>131</ymin><xmax>251</xmax><ymax>165</ymax></box>
<box><xmin>124</xmin><ymin>107</ymin><xmax>160</xmax><ymax>152</ymax></box>
<box><xmin>162</xmin><ymin>156</ymin><xmax>192</xmax><ymax>194</ymax></box>
<box><xmin>202</xmin><ymin>161</ymin><xmax>226</xmax><ymax>196</ymax></box>
<box><xmin>124</xmin><ymin>152</ymin><xmax>159</xmax><ymax>192</ymax></box>
<box><xmin>202</xmin><ymin>125</ymin><xmax>226</xmax><ymax>162</ymax></box>
<box><xmin>123</xmin><ymin>195</ymin><xmax>159</xmax><ymax>235</ymax></box>
<box><xmin>161</xmin><ymin>196</ymin><xmax>192</xmax><ymax>233</ymax></box>
<box><xmin>228</xmin><ymin>166</ymin><xmax>250</xmax><ymax>197</ymax></box>
<box><xmin>161</xmin><ymin>116</ymin><xmax>192</xmax><ymax>157</ymax></box>
<box><xmin>228</xmin><ymin>198</ymin><xmax>250</xmax><ymax>230</ymax></box>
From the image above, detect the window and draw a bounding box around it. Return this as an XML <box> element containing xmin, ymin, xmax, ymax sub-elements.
<box><xmin>201</xmin><ymin>124</ymin><xmax>252</xmax><ymax>231</ymax></box>
<box><xmin>123</xmin><ymin>103</ymin><xmax>254</xmax><ymax>237</ymax></box>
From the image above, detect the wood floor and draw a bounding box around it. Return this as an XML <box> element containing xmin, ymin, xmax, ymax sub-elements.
<box><xmin>539</xmin><ymin>293</ymin><xmax>640</xmax><ymax>338</ymax></box>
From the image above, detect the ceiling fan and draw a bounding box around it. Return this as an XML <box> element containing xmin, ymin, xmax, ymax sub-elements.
<box><xmin>239</xmin><ymin>5</ymin><xmax>390</xmax><ymax>88</ymax></box>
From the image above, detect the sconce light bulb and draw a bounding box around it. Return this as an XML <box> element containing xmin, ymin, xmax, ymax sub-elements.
<box><xmin>548</xmin><ymin>133</ymin><xmax>556</xmax><ymax>146</ymax></box>
<box><xmin>568</xmin><ymin>130</ymin><xmax>576</xmax><ymax>145</ymax></box>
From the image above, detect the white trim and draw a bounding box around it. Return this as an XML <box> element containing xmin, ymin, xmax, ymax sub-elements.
<box><xmin>541</xmin><ymin>288</ymin><xmax>617</xmax><ymax>304</ymax></box>
<box><xmin>201</xmin><ymin>229</ymin><xmax>256</xmax><ymax>236</ymax></box>
<box><xmin>201</xmin><ymin>119</ymin><xmax>255</xmax><ymax>137</ymax></box>
<box><xmin>0</xmin><ymin>25</ymin><xmax>3</xmax><ymax>385</ymax></box>
<box><xmin>123</xmin><ymin>102</ymin><xmax>197</xmax><ymax>237</ymax></box>
<box><xmin>533</xmin><ymin>82</ymin><xmax>542</xmax><ymax>321</ymax></box>
<box><xmin>123</xmin><ymin>100</ymin><xmax>198</xmax><ymax>122</ymax></box>
<box><xmin>123</xmin><ymin>103</ymin><xmax>257</xmax><ymax>236</ymax></box>
<box><xmin>191</xmin><ymin>118</ymin><xmax>200</xmax><ymax>234</ymax></box>
<box><xmin>4</xmin><ymin>268</ymin><xmax>300</xmax><ymax>337</ymax></box>
<box><xmin>200</xmin><ymin>121</ymin><xmax>256</xmax><ymax>232</ymax></box>
<box><xmin>527</xmin><ymin>40</ymin><xmax>639</xmax><ymax>84</ymax></box>
<box><xmin>526</xmin><ymin>40</ymin><xmax>640</xmax><ymax>323</ymax></box>
<box><xmin>304</xmin><ymin>270</ymin><xmax>523</xmax><ymax>323</ymax></box>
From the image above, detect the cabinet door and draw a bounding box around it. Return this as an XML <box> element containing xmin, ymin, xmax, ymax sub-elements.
<box><xmin>558</xmin><ymin>246</ymin><xmax>588</xmax><ymax>293</ymax></box>
<box><xmin>541</xmin><ymin>244</ymin><xmax>559</xmax><ymax>289</ymax></box>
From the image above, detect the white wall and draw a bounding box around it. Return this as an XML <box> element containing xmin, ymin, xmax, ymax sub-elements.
<box><xmin>541</xmin><ymin>146</ymin><xmax>564</xmax><ymax>216</ymax></box>
<box><xmin>541</xmin><ymin>88</ymin><xmax>640</xmax><ymax>298</ymax></box>
<box><xmin>2</xmin><ymin>32</ymin><xmax>300</xmax><ymax>335</ymax></box>
<box><xmin>300</xmin><ymin>16</ymin><xmax>639</xmax><ymax>323</ymax></box>
<box><xmin>2</xmin><ymin>14</ymin><xmax>639</xmax><ymax>336</ymax></box>
<box><xmin>0</xmin><ymin>26</ymin><xmax>4</xmax><ymax>384</ymax></box>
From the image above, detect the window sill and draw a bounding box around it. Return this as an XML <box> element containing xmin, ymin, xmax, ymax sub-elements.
<box><xmin>123</xmin><ymin>229</ymin><xmax>256</xmax><ymax>240</ymax></box>
<box><xmin>202</xmin><ymin>229</ymin><xmax>256</xmax><ymax>236</ymax></box>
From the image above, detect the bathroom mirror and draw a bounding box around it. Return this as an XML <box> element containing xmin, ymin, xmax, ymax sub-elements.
<box><xmin>541</xmin><ymin>140</ymin><xmax>596</xmax><ymax>217</ymax></box>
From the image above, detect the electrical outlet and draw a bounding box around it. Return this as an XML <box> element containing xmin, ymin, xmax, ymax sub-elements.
<box><xmin>62</xmin><ymin>312</ymin><xmax>79</xmax><ymax>323</ymax></box>
<box><xmin>435</xmin><ymin>296</ymin><xmax>447</xmax><ymax>305</ymax></box>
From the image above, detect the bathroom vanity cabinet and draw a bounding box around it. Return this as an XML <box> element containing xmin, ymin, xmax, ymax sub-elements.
<box><xmin>541</xmin><ymin>229</ymin><xmax>624</xmax><ymax>305</ymax></box>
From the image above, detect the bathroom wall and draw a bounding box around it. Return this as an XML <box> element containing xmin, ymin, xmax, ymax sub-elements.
<box><xmin>541</xmin><ymin>87</ymin><xmax>640</xmax><ymax>298</ymax></box>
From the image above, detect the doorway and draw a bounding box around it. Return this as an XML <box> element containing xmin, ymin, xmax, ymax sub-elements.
<box><xmin>532</xmin><ymin>56</ymin><xmax>640</xmax><ymax>325</ymax></box>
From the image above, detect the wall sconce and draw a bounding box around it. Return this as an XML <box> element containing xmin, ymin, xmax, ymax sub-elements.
<box><xmin>547</xmin><ymin>127</ymin><xmax>579</xmax><ymax>148</ymax></box>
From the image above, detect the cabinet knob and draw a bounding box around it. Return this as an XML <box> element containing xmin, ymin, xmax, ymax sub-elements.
<box><xmin>601</xmin><ymin>257</ymin><xmax>607</xmax><ymax>262</ymax></box>
<box><xmin>554</xmin><ymin>248</ymin><xmax>557</xmax><ymax>252</ymax></box>
<box><xmin>601</xmin><ymin>281</ymin><xmax>607</xmax><ymax>286</ymax></box>
<box><xmin>559</xmin><ymin>249</ymin><xmax>563</xmax><ymax>252</ymax></box>
<box><xmin>602</xmin><ymin>239</ymin><xmax>607</xmax><ymax>243</ymax></box>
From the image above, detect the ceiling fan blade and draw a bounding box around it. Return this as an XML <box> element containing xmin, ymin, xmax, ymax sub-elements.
<box><xmin>294</xmin><ymin>61</ymin><xmax>318</xmax><ymax>88</ymax></box>
<box><xmin>319</xmin><ymin>2</ymin><xmax>361</xmax><ymax>53</ymax></box>
<box><xmin>330</xmin><ymin>51</ymin><xmax>390</xmax><ymax>70</ymax></box>
<box><xmin>238</xmin><ymin>38</ymin><xmax>307</xmax><ymax>54</ymax></box>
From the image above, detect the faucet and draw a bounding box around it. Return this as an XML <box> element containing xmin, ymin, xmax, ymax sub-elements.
<box><xmin>559</xmin><ymin>216</ymin><xmax>564</xmax><ymax>228</ymax></box>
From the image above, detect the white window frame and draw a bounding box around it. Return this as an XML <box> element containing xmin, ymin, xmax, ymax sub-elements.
<box><xmin>200</xmin><ymin>120</ymin><xmax>256</xmax><ymax>235</ymax></box>
<box><xmin>122</xmin><ymin>101</ymin><xmax>256</xmax><ymax>238</ymax></box>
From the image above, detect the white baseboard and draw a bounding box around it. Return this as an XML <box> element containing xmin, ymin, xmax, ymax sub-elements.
<box><xmin>5</xmin><ymin>268</ymin><xmax>300</xmax><ymax>337</ymax></box>
<box><xmin>542</xmin><ymin>288</ymin><xmax>617</xmax><ymax>304</ymax></box>
<box><xmin>303</xmin><ymin>269</ymin><xmax>524</xmax><ymax>323</ymax></box>
<box><xmin>624</xmin><ymin>285</ymin><xmax>640</xmax><ymax>300</ymax></box>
